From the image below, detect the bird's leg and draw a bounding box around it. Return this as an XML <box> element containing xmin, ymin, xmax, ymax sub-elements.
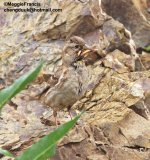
<box><xmin>53</xmin><ymin>111</ymin><xmax>58</xmax><ymax>127</ymax></box>
<box><xmin>67</xmin><ymin>106</ymin><xmax>73</xmax><ymax>120</ymax></box>
<box><xmin>67</xmin><ymin>106</ymin><xmax>79</xmax><ymax>132</ymax></box>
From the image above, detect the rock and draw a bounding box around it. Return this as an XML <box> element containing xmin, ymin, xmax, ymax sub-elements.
<box><xmin>103</xmin><ymin>49</ymin><xmax>135</xmax><ymax>73</ymax></box>
<box><xmin>33</xmin><ymin>0</ymin><xmax>106</xmax><ymax>41</ymax></box>
<box><xmin>0</xmin><ymin>0</ymin><xmax>150</xmax><ymax>159</ymax></box>
<box><xmin>140</xmin><ymin>52</ymin><xmax>150</xmax><ymax>69</ymax></box>
<box><xmin>102</xmin><ymin>0</ymin><xmax>150</xmax><ymax>48</ymax></box>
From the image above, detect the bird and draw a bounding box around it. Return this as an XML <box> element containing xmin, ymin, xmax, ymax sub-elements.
<box><xmin>43</xmin><ymin>36</ymin><xmax>91</xmax><ymax>125</ymax></box>
<box><xmin>62</xmin><ymin>36</ymin><xmax>92</xmax><ymax>67</ymax></box>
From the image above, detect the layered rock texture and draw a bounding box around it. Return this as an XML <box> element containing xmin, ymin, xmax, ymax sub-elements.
<box><xmin>102</xmin><ymin>0</ymin><xmax>150</xmax><ymax>48</ymax></box>
<box><xmin>0</xmin><ymin>0</ymin><xmax>150</xmax><ymax>160</ymax></box>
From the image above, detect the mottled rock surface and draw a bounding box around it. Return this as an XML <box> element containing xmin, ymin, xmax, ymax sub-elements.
<box><xmin>102</xmin><ymin>0</ymin><xmax>150</xmax><ymax>48</ymax></box>
<box><xmin>0</xmin><ymin>0</ymin><xmax>150</xmax><ymax>160</ymax></box>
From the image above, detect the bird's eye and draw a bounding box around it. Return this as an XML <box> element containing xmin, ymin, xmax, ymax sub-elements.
<box><xmin>75</xmin><ymin>45</ymin><xmax>80</xmax><ymax>49</ymax></box>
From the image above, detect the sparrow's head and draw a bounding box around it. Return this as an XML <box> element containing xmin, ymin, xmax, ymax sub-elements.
<box><xmin>62</xmin><ymin>36</ymin><xmax>91</xmax><ymax>66</ymax></box>
<box><xmin>68</xmin><ymin>36</ymin><xmax>91</xmax><ymax>51</ymax></box>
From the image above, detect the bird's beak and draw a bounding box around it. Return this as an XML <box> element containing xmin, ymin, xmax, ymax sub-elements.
<box><xmin>77</xmin><ymin>50</ymin><xmax>82</xmax><ymax>56</ymax></box>
<box><xmin>76</xmin><ymin>44</ymin><xmax>92</xmax><ymax>59</ymax></box>
<box><xmin>76</xmin><ymin>44</ymin><xmax>93</xmax><ymax>60</ymax></box>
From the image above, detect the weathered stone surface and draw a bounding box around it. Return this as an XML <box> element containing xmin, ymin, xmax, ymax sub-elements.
<box><xmin>32</xmin><ymin>0</ymin><xmax>106</xmax><ymax>41</ymax></box>
<box><xmin>0</xmin><ymin>0</ymin><xmax>150</xmax><ymax>160</ymax></box>
<box><xmin>102</xmin><ymin>0</ymin><xmax>150</xmax><ymax>48</ymax></box>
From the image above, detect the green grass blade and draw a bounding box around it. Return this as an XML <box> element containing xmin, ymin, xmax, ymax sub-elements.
<box><xmin>0</xmin><ymin>61</ymin><xmax>44</xmax><ymax>109</ymax></box>
<box><xmin>145</xmin><ymin>45</ymin><xmax>150</xmax><ymax>52</ymax></box>
<box><xmin>0</xmin><ymin>148</ymin><xmax>15</xmax><ymax>158</ymax></box>
<box><xmin>16</xmin><ymin>114</ymin><xmax>81</xmax><ymax>160</ymax></box>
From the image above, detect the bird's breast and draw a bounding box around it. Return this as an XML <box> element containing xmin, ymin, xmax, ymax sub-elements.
<box><xmin>43</xmin><ymin>71</ymin><xmax>81</xmax><ymax>111</ymax></box>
